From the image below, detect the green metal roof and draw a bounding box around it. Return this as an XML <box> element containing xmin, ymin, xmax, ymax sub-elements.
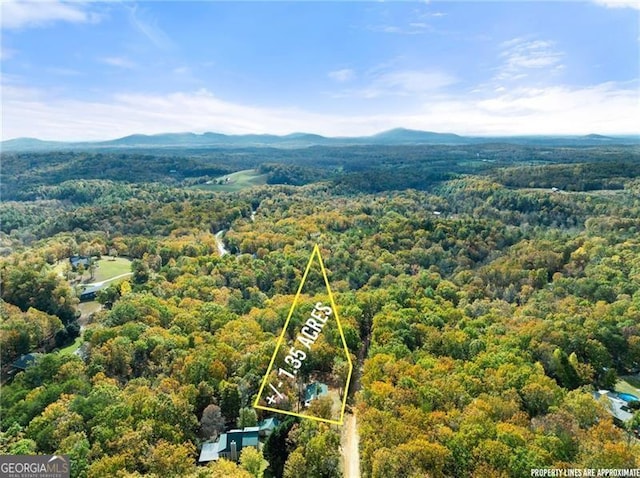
<box><xmin>259</xmin><ymin>417</ymin><xmax>279</xmax><ymax>431</ymax></box>
<box><xmin>304</xmin><ymin>382</ymin><xmax>329</xmax><ymax>402</ymax></box>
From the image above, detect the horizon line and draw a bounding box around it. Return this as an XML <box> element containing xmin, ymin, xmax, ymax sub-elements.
<box><xmin>3</xmin><ymin>128</ymin><xmax>640</xmax><ymax>144</ymax></box>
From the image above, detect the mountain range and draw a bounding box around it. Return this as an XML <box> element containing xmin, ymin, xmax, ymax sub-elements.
<box><xmin>2</xmin><ymin>128</ymin><xmax>639</xmax><ymax>152</ymax></box>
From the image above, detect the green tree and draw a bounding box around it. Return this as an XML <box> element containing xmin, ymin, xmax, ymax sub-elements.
<box><xmin>220</xmin><ymin>381</ymin><xmax>241</xmax><ymax>426</ymax></box>
<box><xmin>263</xmin><ymin>418</ymin><xmax>296</xmax><ymax>478</ymax></box>
<box><xmin>283</xmin><ymin>448</ymin><xmax>307</xmax><ymax>478</ymax></box>
<box><xmin>146</xmin><ymin>440</ymin><xmax>196</xmax><ymax>477</ymax></box>
<box><xmin>237</xmin><ymin>407</ymin><xmax>258</xmax><ymax>429</ymax></box>
<box><xmin>209</xmin><ymin>459</ymin><xmax>253</xmax><ymax>478</ymax></box>
<box><xmin>239</xmin><ymin>447</ymin><xmax>268</xmax><ymax>478</ymax></box>
<box><xmin>57</xmin><ymin>432</ymin><xmax>90</xmax><ymax>478</ymax></box>
<box><xmin>308</xmin><ymin>396</ymin><xmax>333</xmax><ymax>420</ymax></box>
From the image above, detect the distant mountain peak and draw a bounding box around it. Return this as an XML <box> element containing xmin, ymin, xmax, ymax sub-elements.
<box><xmin>582</xmin><ymin>134</ymin><xmax>613</xmax><ymax>140</ymax></box>
<box><xmin>2</xmin><ymin>129</ymin><xmax>639</xmax><ymax>152</ymax></box>
<box><xmin>370</xmin><ymin>128</ymin><xmax>465</xmax><ymax>144</ymax></box>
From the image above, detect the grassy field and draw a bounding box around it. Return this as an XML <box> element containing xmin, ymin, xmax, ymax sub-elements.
<box><xmin>54</xmin><ymin>256</ymin><xmax>131</xmax><ymax>283</ymax></box>
<box><xmin>58</xmin><ymin>336</ymin><xmax>82</xmax><ymax>356</ymax></box>
<box><xmin>192</xmin><ymin>169</ymin><xmax>268</xmax><ymax>192</ymax></box>
<box><xmin>91</xmin><ymin>257</ymin><xmax>132</xmax><ymax>283</ymax></box>
<box><xmin>616</xmin><ymin>377</ymin><xmax>640</xmax><ymax>397</ymax></box>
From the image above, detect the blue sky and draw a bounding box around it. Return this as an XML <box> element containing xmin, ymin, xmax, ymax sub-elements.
<box><xmin>1</xmin><ymin>0</ymin><xmax>638</xmax><ymax>140</ymax></box>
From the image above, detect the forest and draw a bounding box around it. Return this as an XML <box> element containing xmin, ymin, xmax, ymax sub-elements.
<box><xmin>1</xmin><ymin>142</ymin><xmax>639</xmax><ymax>477</ymax></box>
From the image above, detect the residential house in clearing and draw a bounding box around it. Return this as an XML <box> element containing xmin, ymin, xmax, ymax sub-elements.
<box><xmin>10</xmin><ymin>353</ymin><xmax>38</xmax><ymax>372</ymax></box>
<box><xmin>304</xmin><ymin>382</ymin><xmax>329</xmax><ymax>407</ymax></box>
<box><xmin>5</xmin><ymin>353</ymin><xmax>39</xmax><ymax>380</ymax></box>
<box><xmin>198</xmin><ymin>418</ymin><xmax>281</xmax><ymax>464</ymax></box>
<box><xmin>79</xmin><ymin>284</ymin><xmax>101</xmax><ymax>302</ymax></box>
<box><xmin>69</xmin><ymin>255</ymin><xmax>92</xmax><ymax>270</ymax></box>
<box><xmin>198</xmin><ymin>426</ymin><xmax>260</xmax><ymax>464</ymax></box>
<box><xmin>594</xmin><ymin>390</ymin><xmax>635</xmax><ymax>424</ymax></box>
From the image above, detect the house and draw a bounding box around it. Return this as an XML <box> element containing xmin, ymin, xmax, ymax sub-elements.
<box><xmin>11</xmin><ymin>353</ymin><xmax>38</xmax><ymax>371</ymax></box>
<box><xmin>258</xmin><ymin>417</ymin><xmax>279</xmax><ymax>437</ymax></box>
<box><xmin>198</xmin><ymin>426</ymin><xmax>260</xmax><ymax>464</ymax></box>
<box><xmin>69</xmin><ymin>255</ymin><xmax>91</xmax><ymax>270</ymax></box>
<box><xmin>594</xmin><ymin>390</ymin><xmax>635</xmax><ymax>424</ymax></box>
<box><xmin>304</xmin><ymin>382</ymin><xmax>329</xmax><ymax>407</ymax></box>
<box><xmin>6</xmin><ymin>353</ymin><xmax>39</xmax><ymax>379</ymax></box>
<box><xmin>79</xmin><ymin>284</ymin><xmax>101</xmax><ymax>302</ymax></box>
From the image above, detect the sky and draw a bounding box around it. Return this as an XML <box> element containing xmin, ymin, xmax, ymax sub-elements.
<box><xmin>1</xmin><ymin>0</ymin><xmax>639</xmax><ymax>141</ymax></box>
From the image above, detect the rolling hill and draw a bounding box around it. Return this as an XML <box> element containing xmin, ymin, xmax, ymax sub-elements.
<box><xmin>2</xmin><ymin>129</ymin><xmax>639</xmax><ymax>152</ymax></box>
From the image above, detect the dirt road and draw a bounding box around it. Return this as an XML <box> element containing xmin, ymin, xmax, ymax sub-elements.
<box><xmin>342</xmin><ymin>412</ymin><xmax>360</xmax><ymax>478</ymax></box>
<box><xmin>215</xmin><ymin>230</ymin><xmax>228</xmax><ymax>256</ymax></box>
<box><xmin>84</xmin><ymin>272</ymin><xmax>133</xmax><ymax>288</ymax></box>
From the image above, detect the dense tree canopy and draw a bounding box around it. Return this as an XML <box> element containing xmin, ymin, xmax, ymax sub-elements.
<box><xmin>1</xmin><ymin>143</ymin><xmax>639</xmax><ymax>477</ymax></box>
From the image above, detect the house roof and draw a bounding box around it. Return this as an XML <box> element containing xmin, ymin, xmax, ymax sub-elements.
<box><xmin>304</xmin><ymin>382</ymin><xmax>329</xmax><ymax>402</ymax></box>
<box><xmin>70</xmin><ymin>256</ymin><xmax>91</xmax><ymax>267</ymax></box>
<box><xmin>223</xmin><ymin>428</ymin><xmax>259</xmax><ymax>452</ymax></box>
<box><xmin>259</xmin><ymin>417</ymin><xmax>279</xmax><ymax>431</ymax></box>
<box><xmin>242</xmin><ymin>434</ymin><xmax>259</xmax><ymax>448</ymax></box>
<box><xmin>218</xmin><ymin>433</ymin><xmax>228</xmax><ymax>452</ymax></box>
<box><xmin>198</xmin><ymin>442</ymin><xmax>220</xmax><ymax>463</ymax></box>
<box><xmin>80</xmin><ymin>285</ymin><xmax>102</xmax><ymax>296</ymax></box>
<box><xmin>594</xmin><ymin>390</ymin><xmax>634</xmax><ymax>423</ymax></box>
<box><xmin>199</xmin><ymin>426</ymin><xmax>260</xmax><ymax>462</ymax></box>
<box><xmin>12</xmin><ymin>353</ymin><xmax>38</xmax><ymax>370</ymax></box>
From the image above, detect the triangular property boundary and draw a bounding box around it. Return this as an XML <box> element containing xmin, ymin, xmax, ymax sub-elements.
<box><xmin>253</xmin><ymin>244</ymin><xmax>353</xmax><ymax>425</ymax></box>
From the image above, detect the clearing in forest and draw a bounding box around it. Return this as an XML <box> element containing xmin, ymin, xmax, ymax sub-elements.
<box><xmin>193</xmin><ymin>169</ymin><xmax>268</xmax><ymax>192</ymax></box>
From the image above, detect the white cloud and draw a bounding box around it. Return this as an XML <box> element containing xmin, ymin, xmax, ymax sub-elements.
<box><xmin>496</xmin><ymin>38</ymin><xmax>564</xmax><ymax>81</ymax></box>
<box><xmin>126</xmin><ymin>4</ymin><xmax>173</xmax><ymax>50</ymax></box>
<box><xmin>340</xmin><ymin>69</ymin><xmax>457</xmax><ymax>99</ymax></box>
<box><xmin>375</xmin><ymin>70</ymin><xmax>456</xmax><ymax>94</ymax></box>
<box><xmin>328</xmin><ymin>69</ymin><xmax>355</xmax><ymax>83</ymax></box>
<box><xmin>593</xmin><ymin>0</ymin><xmax>640</xmax><ymax>9</ymax></box>
<box><xmin>1</xmin><ymin>0</ymin><xmax>100</xmax><ymax>30</ymax></box>
<box><xmin>2</xmin><ymin>81</ymin><xmax>637</xmax><ymax>141</ymax></box>
<box><xmin>101</xmin><ymin>57</ymin><xmax>136</xmax><ymax>69</ymax></box>
<box><xmin>0</xmin><ymin>46</ymin><xmax>17</xmax><ymax>61</ymax></box>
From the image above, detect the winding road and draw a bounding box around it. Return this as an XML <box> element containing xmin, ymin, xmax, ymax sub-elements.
<box><xmin>215</xmin><ymin>230</ymin><xmax>229</xmax><ymax>256</ymax></box>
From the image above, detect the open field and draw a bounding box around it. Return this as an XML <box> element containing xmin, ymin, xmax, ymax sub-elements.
<box><xmin>192</xmin><ymin>169</ymin><xmax>268</xmax><ymax>192</ymax></box>
<box><xmin>616</xmin><ymin>377</ymin><xmax>640</xmax><ymax>397</ymax></box>
<box><xmin>618</xmin><ymin>376</ymin><xmax>640</xmax><ymax>393</ymax></box>
<box><xmin>53</xmin><ymin>256</ymin><xmax>132</xmax><ymax>283</ymax></box>
<box><xmin>58</xmin><ymin>336</ymin><xmax>82</xmax><ymax>356</ymax></box>
<box><xmin>91</xmin><ymin>257</ymin><xmax>132</xmax><ymax>283</ymax></box>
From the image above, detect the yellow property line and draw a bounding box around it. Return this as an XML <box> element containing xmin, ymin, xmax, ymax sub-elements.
<box><xmin>253</xmin><ymin>244</ymin><xmax>353</xmax><ymax>425</ymax></box>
